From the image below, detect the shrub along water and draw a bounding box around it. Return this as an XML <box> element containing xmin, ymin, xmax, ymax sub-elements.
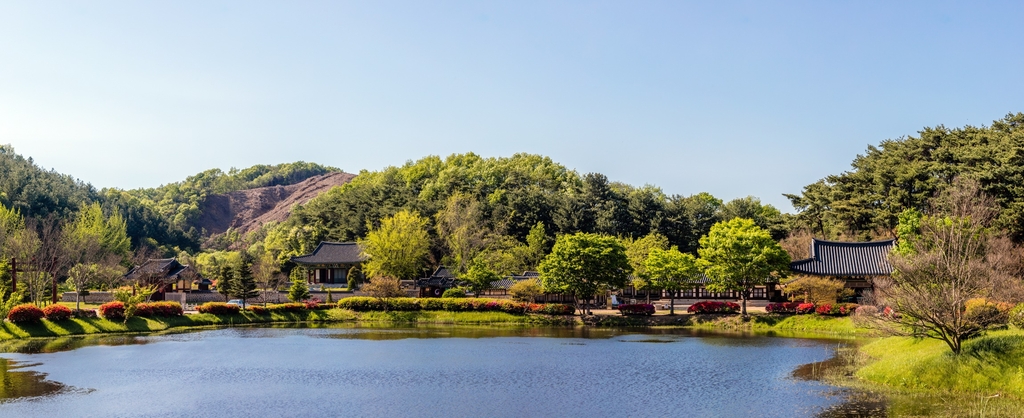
<box><xmin>336</xmin><ymin>297</ymin><xmax>573</xmax><ymax>315</ymax></box>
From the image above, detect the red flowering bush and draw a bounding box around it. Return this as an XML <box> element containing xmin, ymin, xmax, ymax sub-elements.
<box><xmin>303</xmin><ymin>298</ymin><xmax>322</xmax><ymax>309</ymax></box>
<box><xmin>248</xmin><ymin>306</ymin><xmax>267</xmax><ymax>314</ymax></box>
<box><xmin>134</xmin><ymin>302</ymin><xmax>184</xmax><ymax>317</ymax></box>
<box><xmin>796</xmin><ymin>303</ymin><xmax>816</xmax><ymax>314</ymax></box>
<box><xmin>197</xmin><ymin>302</ymin><xmax>240</xmax><ymax>315</ymax></box>
<box><xmin>99</xmin><ymin>301</ymin><xmax>126</xmax><ymax>319</ymax></box>
<box><xmin>815</xmin><ymin>303</ymin><xmax>858</xmax><ymax>316</ymax></box>
<box><xmin>7</xmin><ymin>304</ymin><xmax>45</xmax><ymax>323</ymax></box>
<box><xmin>42</xmin><ymin>304</ymin><xmax>73</xmax><ymax>321</ymax></box>
<box><xmin>618</xmin><ymin>304</ymin><xmax>655</xmax><ymax>316</ymax></box>
<box><xmin>687</xmin><ymin>301</ymin><xmax>740</xmax><ymax>314</ymax></box>
<box><xmin>765</xmin><ymin>302</ymin><xmax>800</xmax><ymax>314</ymax></box>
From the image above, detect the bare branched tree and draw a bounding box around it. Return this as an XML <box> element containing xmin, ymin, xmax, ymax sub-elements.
<box><xmin>875</xmin><ymin>178</ymin><xmax>1023</xmax><ymax>354</ymax></box>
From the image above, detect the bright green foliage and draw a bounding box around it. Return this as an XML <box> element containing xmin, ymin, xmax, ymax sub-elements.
<box><xmin>67</xmin><ymin>263</ymin><xmax>100</xmax><ymax>310</ymax></box>
<box><xmin>538</xmin><ymin>233</ymin><xmax>632</xmax><ymax>314</ymax></box>
<box><xmin>644</xmin><ymin>248</ymin><xmax>699</xmax><ymax>315</ymax></box>
<box><xmin>288</xmin><ymin>268</ymin><xmax>310</xmax><ymax>302</ymax></box>
<box><xmin>462</xmin><ymin>257</ymin><xmax>500</xmax><ymax>297</ymax></box>
<box><xmin>64</xmin><ymin>202</ymin><xmax>132</xmax><ymax>263</ymax></box>
<box><xmin>623</xmin><ymin>232</ymin><xmax>670</xmax><ymax>278</ymax></box>
<box><xmin>112</xmin><ymin>283</ymin><xmax>158</xmax><ymax>322</ymax></box>
<box><xmin>894</xmin><ymin>208</ymin><xmax>923</xmax><ymax>256</ymax></box>
<box><xmin>698</xmin><ymin>218</ymin><xmax>791</xmax><ymax>315</ymax></box>
<box><xmin>525</xmin><ymin>222</ymin><xmax>551</xmax><ymax>269</ymax></box>
<box><xmin>0</xmin><ymin>145</ymin><xmax>97</xmax><ymax>219</ymax></box>
<box><xmin>359</xmin><ymin>210</ymin><xmax>430</xmax><ymax>280</ymax></box>
<box><xmin>441</xmin><ymin>288</ymin><xmax>466</xmax><ymax>298</ymax></box>
<box><xmin>508</xmin><ymin>278</ymin><xmax>543</xmax><ymax>302</ymax></box>
<box><xmin>719</xmin><ymin>196</ymin><xmax>791</xmax><ymax>241</ymax></box>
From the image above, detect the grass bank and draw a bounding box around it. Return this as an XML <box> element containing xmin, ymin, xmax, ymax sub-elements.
<box><xmin>855</xmin><ymin>329</ymin><xmax>1024</xmax><ymax>397</ymax></box>
<box><xmin>0</xmin><ymin>309</ymin><xmax>578</xmax><ymax>341</ymax></box>
<box><xmin>680</xmin><ymin>313</ymin><xmax>872</xmax><ymax>336</ymax></box>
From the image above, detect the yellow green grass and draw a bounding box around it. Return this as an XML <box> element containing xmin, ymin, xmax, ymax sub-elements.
<box><xmin>856</xmin><ymin>329</ymin><xmax>1024</xmax><ymax>397</ymax></box>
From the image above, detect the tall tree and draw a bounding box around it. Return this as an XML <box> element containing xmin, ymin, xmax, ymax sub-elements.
<box><xmin>359</xmin><ymin>210</ymin><xmax>431</xmax><ymax>280</ymax></box>
<box><xmin>644</xmin><ymin>248</ymin><xmax>700</xmax><ymax>315</ymax></box>
<box><xmin>698</xmin><ymin>218</ymin><xmax>790</xmax><ymax>316</ymax></box>
<box><xmin>538</xmin><ymin>233</ymin><xmax>632</xmax><ymax>315</ymax></box>
<box><xmin>232</xmin><ymin>254</ymin><xmax>259</xmax><ymax>308</ymax></box>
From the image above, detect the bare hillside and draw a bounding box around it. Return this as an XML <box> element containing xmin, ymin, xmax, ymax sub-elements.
<box><xmin>195</xmin><ymin>171</ymin><xmax>355</xmax><ymax>237</ymax></box>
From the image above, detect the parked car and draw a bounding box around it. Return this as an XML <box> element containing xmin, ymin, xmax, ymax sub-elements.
<box><xmin>226</xmin><ymin>299</ymin><xmax>244</xmax><ymax>308</ymax></box>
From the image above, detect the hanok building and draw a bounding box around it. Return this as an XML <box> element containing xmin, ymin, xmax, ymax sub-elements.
<box><xmin>789</xmin><ymin>238</ymin><xmax>895</xmax><ymax>298</ymax></box>
<box><xmin>415</xmin><ymin>266</ymin><xmax>459</xmax><ymax>297</ymax></box>
<box><xmin>123</xmin><ymin>258</ymin><xmax>203</xmax><ymax>296</ymax></box>
<box><xmin>291</xmin><ymin>242</ymin><xmax>366</xmax><ymax>286</ymax></box>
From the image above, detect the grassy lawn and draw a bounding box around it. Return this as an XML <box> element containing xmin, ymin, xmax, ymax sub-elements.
<box><xmin>856</xmin><ymin>328</ymin><xmax>1024</xmax><ymax>397</ymax></box>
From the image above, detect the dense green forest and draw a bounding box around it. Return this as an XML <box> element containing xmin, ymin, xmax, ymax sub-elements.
<box><xmin>786</xmin><ymin>112</ymin><xmax>1024</xmax><ymax>241</ymax></box>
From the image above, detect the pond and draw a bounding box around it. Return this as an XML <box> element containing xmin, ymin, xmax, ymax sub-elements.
<box><xmin>0</xmin><ymin>325</ymin><xmax>883</xmax><ymax>417</ymax></box>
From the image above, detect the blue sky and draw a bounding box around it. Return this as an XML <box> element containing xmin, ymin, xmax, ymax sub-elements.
<box><xmin>2</xmin><ymin>1</ymin><xmax>1022</xmax><ymax>210</ymax></box>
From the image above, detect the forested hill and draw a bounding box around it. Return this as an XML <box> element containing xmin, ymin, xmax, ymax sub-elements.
<box><xmin>786</xmin><ymin>112</ymin><xmax>1024</xmax><ymax>241</ymax></box>
<box><xmin>261</xmin><ymin>153</ymin><xmax>790</xmax><ymax>271</ymax></box>
<box><xmin>0</xmin><ymin>145</ymin><xmax>340</xmax><ymax>254</ymax></box>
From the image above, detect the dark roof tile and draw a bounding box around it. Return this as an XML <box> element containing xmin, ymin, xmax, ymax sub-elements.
<box><xmin>291</xmin><ymin>242</ymin><xmax>366</xmax><ymax>266</ymax></box>
<box><xmin>790</xmin><ymin>239</ymin><xmax>895</xmax><ymax>277</ymax></box>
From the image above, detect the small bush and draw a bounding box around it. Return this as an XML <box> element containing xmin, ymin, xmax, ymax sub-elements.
<box><xmin>528</xmin><ymin>303</ymin><xmax>575</xmax><ymax>315</ymax></box>
<box><xmin>618</xmin><ymin>304</ymin><xmax>655</xmax><ymax>316</ymax></box>
<box><xmin>248</xmin><ymin>306</ymin><xmax>267</xmax><ymax>314</ymax></box>
<box><xmin>135</xmin><ymin>302</ymin><xmax>184</xmax><ymax>317</ymax></box>
<box><xmin>814</xmin><ymin>303</ymin><xmax>858</xmax><ymax>316</ymax></box>
<box><xmin>98</xmin><ymin>301</ymin><xmax>126</xmax><ymax>319</ymax></box>
<box><xmin>687</xmin><ymin>301</ymin><xmax>740</xmax><ymax>314</ymax></box>
<box><xmin>72</xmin><ymin>309</ymin><xmax>98</xmax><ymax>318</ymax></box>
<box><xmin>7</xmin><ymin>304</ymin><xmax>45</xmax><ymax>323</ymax></box>
<box><xmin>42</xmin><ymin>304</ymin><xmax>73</xmax><ymax>321</ymax></box>
<box><xmin>267</xmin><ymin>303</ymin><xmax>306</xmax><ymax>312</ymax></box>
<box><xmin>441</xmin><ymin>298</ymin><xmax>476</xmax><ymax>312</ymax></box>
<box><xmin>765</xmin><ymin>302</ymin><xmax>800</xmax><ymax>314</ymax></box>
<box><xmin>796</xmin><ymin>303</ymin><xmax>816</xmax><ymax>314</ymax></box>
<box><xmin>419</xmin><ymin>298</ymin><xmax>445</xmax><ymax>311</ymax></box>
<box><xmin>337</xmin><ymin>297</ymin><xmax>384</xmax><ymax>311</ymax></box>
<box><xmin>1010</xmin><ymin>303</ymin><xmax>1024</xmax><ymax>330</ymax></box>
<box><xmin>197</xmin><ymin>302</ymin><xmax>241</xmax><ymax>315</ymax></box>
<box><xmin>441</xmin><ymin>288</ymin><xmax>466</xmax><ymax>298</ymax></box>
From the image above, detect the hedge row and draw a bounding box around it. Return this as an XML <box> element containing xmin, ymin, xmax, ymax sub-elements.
<box><xmin>336</xmin><ymin>297</ymin><xmax>574</xmax><ymax>315</ymax></box>
<box><xmin>687</xmin><ymin>301</ymin><xmax>740</xmax><ymax>314</ymax></box>
<box><xmin>618</xmin><ymin>304</ymin><xmax>655</xmax><ymax>316</ymax></box>
<box><xmin>765</xmin><ymin>302</ymin><xmax>859</xmax><ymax>316</ymax></box>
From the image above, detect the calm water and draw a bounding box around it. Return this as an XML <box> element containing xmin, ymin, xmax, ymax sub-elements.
<box><xmin>0</xmin><ymin>325</ymin><xmax>879</xmax><ymax>418</ymax></box>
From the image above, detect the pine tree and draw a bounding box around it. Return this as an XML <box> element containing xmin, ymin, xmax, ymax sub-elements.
<box><xmin>232</xmin><ymin>255</ymin><xmax>259</xmax><ymax>308</ymax></box>
<box><xmin>217</xmin><ymin>265</ymin><xmax>235</xmax><ymax>302</ymax></box>
<box><xmin>288</xmin><ymin>268</ymin><xmax>310</xmax><ymax>302</ymax></box>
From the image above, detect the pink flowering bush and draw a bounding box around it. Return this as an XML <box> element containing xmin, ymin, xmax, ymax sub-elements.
<box><xmin>765</xmin><ymin>302</ymin><xmax>800</xmax><ymax>314</ymax></box>
<box><xmin>796</xmin><ymin>303</ymin><xmax>816</xmax><ymax>314</ymax></box>
<box><xmin>618</xmin><ymin>304</ymin><xmax>655</xmax><ymax>316</ymax></box>
<box><xmin>687</xmin><ymin>301</ymin><xmax>740</xmax><ymax>314</ymax></box>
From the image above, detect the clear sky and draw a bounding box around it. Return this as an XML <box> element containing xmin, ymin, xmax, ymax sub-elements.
<box><xmin>2</xmin><ymin>1</ymin><xmax>1022</xmax><ymax>211</ymax></box>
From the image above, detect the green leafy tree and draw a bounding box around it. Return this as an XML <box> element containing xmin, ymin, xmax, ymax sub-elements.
<box><xmin>644</xmin><ymin>248</ymin><xmax>700</xmax><ymax>315</ymax></box>
<box><xmin>463</xmin><ymin>257</ymin><xmax>500</xmax><ymax>297</ymax></box>
<box><xmin>539</xmin><ymin>233</ymin><xmax>632</xmax><ymax>315</ymax></box>
<box><xmin>359</xmin><ymin>210</ymin><xmax>430</xmax><ymax>280</ymax></box>
<box><xmin>288</xmin><ymin>268</ymin><xmax>310</xmax><ymax>302</ymax></box>
<box><xmin>622</xmin><ymin>232</ymin><xmax>670</xmax><ymax>302</ymax></box>
<box><xmin>112</xmin><ymin>283</ymin><xmax>158</xmax><ymax>322</ymax></box>
<box><xmin>508</xmin><ymin>278</ymin><xmax>543</xmax><ymax>303</ymax></box>
<box><xmin>67</xmin><ymin>263</ymin><xmax>100</xmax><ymax>310</ymax></box>
<box><xmin>698</xmin><ymin>218</ymin><xmax>791</xmax><ymax>316</ymax></box>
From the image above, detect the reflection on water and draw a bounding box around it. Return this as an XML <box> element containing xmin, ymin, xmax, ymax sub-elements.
<box><xmin>0</xmin><ymin>358</ymin><xmax>74</xmax><ymax>402</ymax></box>
<box><xmin>0</xmin><ymin>325</ymin><xmax>885</xmax><ymax>417</ymax></box>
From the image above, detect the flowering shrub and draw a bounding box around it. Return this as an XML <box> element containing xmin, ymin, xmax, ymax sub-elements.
<box><xmin>765</xmin><ymin>302</ymin><xmax>800</xmax><ymax>314</ymax></box>
<box><xmin>796</xmin><ymin>303</ymin><xmax>816</xmax><ymax>314</ymax></box>
<box><xmin>72</xmin><ymin>309</ymin><xmax>98</xmax><ymax>318</ymax></box>
<box><xmin>99</xmin><ymin>301</ymin><xmax>126</xmax><ymax>319</ymax></box>
<box><xmin>687</xmin><ymin>301</ymin><xmax>740</xmax><ymax>314</ymax></box>
<box><xmin>7</xmin><ymin>304</ymin><xmax>45</xmax><ymax>323</ymax></box>
<box><xmin>303</xmin><ymin>298</ymin><xmax>323</xmax><ymax>310</ymax></box>
<box><xmin>618</xmin><ymin>304</ymin><xmax>655</xmax><ymax>316</ymax></box>
<box><xmin>42</xmin><ymin>304</ymin><xmax>73</xmax><ymax>321</ymax></box>
<box><xmin>528</xmin><ymin>303</ymin><xmax>575</xmax><ymax>315</ymax></box>
<box><xmin>267</xmin><ymin>303</ymin><xmax>306</xmax><ymax>312</ymax></box>
<box><xmin>134</xmin><ymin>302</ymin><xmax>184</xmax><ymax>317</ymax></box>
<box><xmin>248</xmin><ymin>306</ymin><xmax>267</xmax><ymax>314</ymax></box>
<box><xmin>815</xmin><ymin>303</ymin><xmax>858</xmax><ymax>316</ymax></box>
<box><xmin>197</xmin><ymin>302</ymin><xmax>240</xmax><ymax>315</ymax></box>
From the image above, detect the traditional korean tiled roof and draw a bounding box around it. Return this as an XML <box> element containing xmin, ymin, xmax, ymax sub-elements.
<box><xmin>790</xmin><ymin>238</ymin><xmax>895</xmax><ymax>277</ymax></box>
<box><xmin>124</xmin><ymin>259</ymin><xmax>197</xmax><ymax>282</ymax></box>
<box><xmin>415</xmin><ymin>266</ymin><xmax>459</xmax><ymax>288</ymax></box>
<box><xmin>291</xmin><ymin>242</ymin><xmax>366</xmax><ymax>266</ymax></box>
